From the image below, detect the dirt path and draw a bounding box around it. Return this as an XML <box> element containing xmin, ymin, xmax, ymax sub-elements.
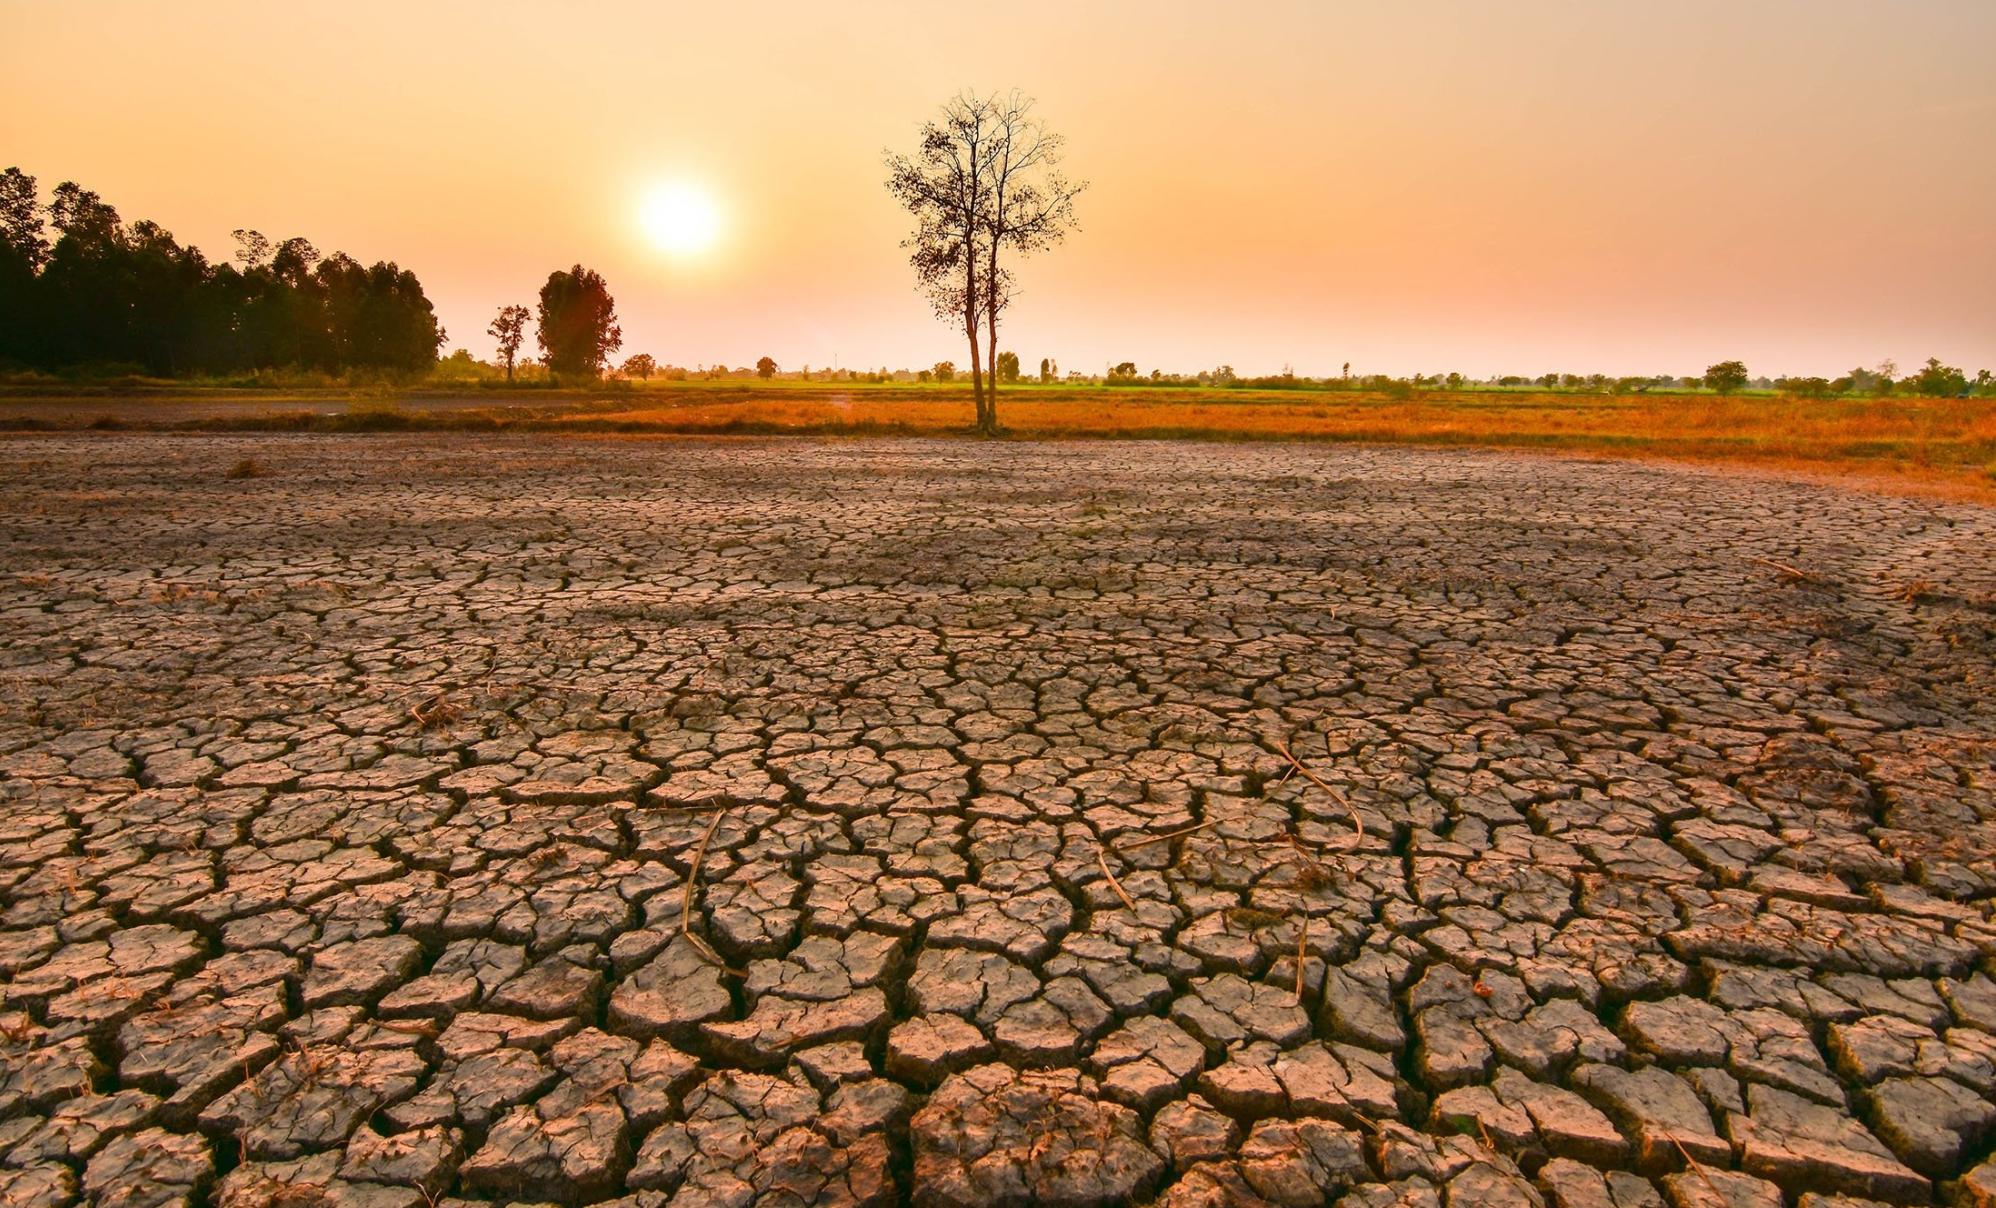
<box><xmin>0</xmin><ymin>436</ymin><xmax>1990</xmax><ymax>1206</ymax></box>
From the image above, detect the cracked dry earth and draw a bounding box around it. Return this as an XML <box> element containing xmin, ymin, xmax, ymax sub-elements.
<box><xmin>0</xmin><ymin>435</ymin><xmax>1993</xmax><ymax>1208</ymax></box>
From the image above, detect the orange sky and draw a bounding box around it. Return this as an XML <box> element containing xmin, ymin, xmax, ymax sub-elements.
<box><xmin>4</xmin><ymin>1</ymin><xmax>1993</xmax><ymax>377</ymax></box>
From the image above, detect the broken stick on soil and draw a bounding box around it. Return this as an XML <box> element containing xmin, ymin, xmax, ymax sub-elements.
<box><xmin>1096</xmin><ymin>846</ymin><xmax>1138</xmax><ymax>911</ymax></box>
<box><xmin>1295</xmin><ymin>915</ymin><xmax>1308</xmax><ymax>1004</ymax></box>
<box><xmin>681</xmin><ymin>809</ymin><xmax>734</xmax><ymax>970</ymax></box>
<box><xmin>1113</xmin><ymin>821</ymin><xmax>1211</xmax><ymax>852</ymax></box>
<box><xmin>1276</xmin><ymin>737</ymin><xmax>1365</xmax><ymax>851</ymax></box>
<box><xmin>1748</xmin><ymin>555</ymin><xmax>1818</xmax><ymax>585</ymax></box>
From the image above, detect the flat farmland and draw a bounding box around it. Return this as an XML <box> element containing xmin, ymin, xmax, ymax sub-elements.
<box><xmin>1</xmin><ymin>383</ymin><xmax>1991</xmax><ymax>504</ymax></box>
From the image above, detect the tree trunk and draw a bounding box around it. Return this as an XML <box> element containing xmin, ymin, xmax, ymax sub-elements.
<box><xmin>965</xmin><ymin>315</ymin><xmax>986</xmax><ymax>434</ymax></box>
<box><xmin>983</xmin><ymin>211</ymin><xmax>1003</xmax><ymax>436</ymax></box>
<box><xmin>983</xmin><ymin>292</ymin><xmax>999</xmax><ymax>435</ymax></box>
<box><xmin>963</xmin><ymin>255</ymin><xmax>988</xmax><ymax>434</ymax></box>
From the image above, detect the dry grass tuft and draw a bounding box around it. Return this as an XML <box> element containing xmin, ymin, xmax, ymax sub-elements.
<box><xmin>408</xmin><ymin>691</ymin><xmax>463</xmax><ymax>729</ymax></box>
<box><xmin>224</xmin><ymin>456</ymin><xmax>266</xmax><ymax>479</ymax></box>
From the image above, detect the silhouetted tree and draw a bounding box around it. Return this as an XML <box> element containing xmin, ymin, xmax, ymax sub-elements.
<box><xmin>537</xmin><ymin>265</ymin><xmax>621</xmax><ymax>376</ymax></box>
<box><xmin>0</xmin><ymin>168</ymin><xmax>46</xmax><ymax>364</ymax></box>
<box><xmin>933</xmin><ymin>360</ymin><xmax>956</xmax><ymax>382</ymax></box>
<box><xmin>888</xmin><ymin>96</ymin><xmax>995</xmax><ymax>429</ymax></box>
<box><xmin>0</xmin><ymin>169</ymin><xmax>44</xmax><ymax>268</ymax></box>
<box><xmin>0</xmin><ymin>170</ymin><xmax>444</xmax><ymax>376</ymax></box>
<box><xmin>756</xmin><ymin>356</ymin><xmax>777</xmax><ymax>379</ymax></box>
<box><xmin>621</xmin><ymin>353</ymin><xmax>656</xmax><ymax>380</ymax></box>
<box><xmin>1702</xmin><ymin>361</ymin><xmax>1749</xmax><ymax>393</ymax></box>
<box><xmin>996</xmin><ymin>351</ymin><xmax>1020</xmax><ymax>382</ymax></box>
<box><xmin>488</xmin><ymin>305</ymin><xmax>529</xmax><ymax>382</ymax></box>
<box><xmin>316</xmin><ymin>253</ymin><xmax>446</xmax><ymax>373</ymax></box>
<box><xmin>232</xmin><ymin>229</ymin><xmax>272</xmax><ymax>271</ymax></box>
<box><xmin>976</xmin><ymin>91</ymin><xmax>1084</xmax><ymax>429</ymax></box>
<box><xmin>36</xmin><ymin>183</ymin><xmax>127</xmax><ymax>366</ymax></box>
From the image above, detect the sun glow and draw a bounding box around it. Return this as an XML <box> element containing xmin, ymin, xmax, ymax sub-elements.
<box><xmin>639</xmin><ymin>181</ymin><xmax>723</xmax><ymax>256</ymax></box>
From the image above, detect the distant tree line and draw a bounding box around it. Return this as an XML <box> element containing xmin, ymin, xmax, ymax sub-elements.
<box><xmin>1043</xmin><ymin>358</ymin><xmax>1990</xmax><ymax>397</ymax></box>
<box><xmin>0</xmin><ymin>168</ymin><xmax>444</xmax><ymax>375</ymax></box>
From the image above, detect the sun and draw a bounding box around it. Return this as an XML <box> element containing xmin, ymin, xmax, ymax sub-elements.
<box><xmin>639</xmin><ymin>182</ymin><xmax>723</xmax><ymax>256</ymax></box>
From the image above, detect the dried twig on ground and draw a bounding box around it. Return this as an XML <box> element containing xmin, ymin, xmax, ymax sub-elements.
<box><xmin>1112</xmin><ymin>821</ymin><xmax>1210</xmax><ymax>852</ymax></box>
<box><xmin>1666</xmin><ymin>1131</ymin><xmax>1726</xmax><ymax>1200</ymax></box>
<box><xmin>680</xmin><ymin>809</ymin><xmax>738</xmax><ymax>971</ymax></box>
<box><xmin>1294</xmin><ymin>915</ymin><xmax>1308</xmax><ymax>1004</ymax></box>
<box><xmin>1748</xmin><ymin>555</ymin><xmax>1819</xmax><ymax>585</ymax></box>
<box><xmin>1275</xmin><ymin>737</ymin><xmax>1365</xmax><ymax>851</ymax></box>
<box><xmin>1095</xmin><ymin>846</ymin><xmax>1138</xmax><ymax>911</ymax></box>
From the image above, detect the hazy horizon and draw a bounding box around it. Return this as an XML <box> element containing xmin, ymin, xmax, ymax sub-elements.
<box><xmin>5</xmin><ymin>0</ymin><xmax>1992</xmax><ymax>379</ymax></box>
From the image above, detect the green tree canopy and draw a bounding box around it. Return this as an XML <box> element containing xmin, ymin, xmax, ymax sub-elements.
<box><xmin>1703</xmin><ymin>361</ymin><xmax>1749</xmax><ymax>393</ymax></box>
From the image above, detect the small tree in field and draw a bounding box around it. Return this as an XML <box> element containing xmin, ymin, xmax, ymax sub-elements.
<box><xmin>756</xmin><ymin>356</ymin><xmax>777</xmax><ymax>379</ymax></box>
<box><xmin>621</xmin><ymin>353</ymin><xmax>656</xmax><ymax>380</ymax></box>
<box><xmin>886</xmin><ymin>90</ymin><xmax>1083</xmax><ymax>435</ymax></box>
<box><xmin>1703</xmin><ymin>361</ymin><xmax>1748</xmax><ymax>393</ymax></box>
<box><xmin>933</xmin><ymin>361</ymin><xmax>956</xmax><ymax>382</ymax></box>
<box><xmin>537</xmin><ymin>266</ymin><xmax>621</xmax><ymax>376</ymax></box>
<box><xmin>996</xmin><ymin>351</ymin><xmax>1020</xmax><ymax>382</ymax></box>
<box><xmin>488</xmin><ymin>305</ymin><xmax>529</xmax><ymax>382</ymax></box>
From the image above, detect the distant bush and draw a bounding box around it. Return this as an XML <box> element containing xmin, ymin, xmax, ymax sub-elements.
<box><xmin>1771</xmin><ymin>376</ymin><xmax>1829</xmax><ymax>397</ymax></box>
<box><xmin>431</xmin><ymin>349</ymin><xmax>501</xmax><ymax>383</ymax></box>
<box><xmin>1907</xmin><ymin>357</ymin><xmax>1967</xmax><ymax>397</ymax></box>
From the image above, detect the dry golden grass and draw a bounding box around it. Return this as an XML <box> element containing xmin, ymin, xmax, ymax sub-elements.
<box><xmin>11</xmin><ymin>380</ymin><xmax>1990</xmax><ymax>504</ymax></box>
<box><xmin>571</xmin><ymin>386</ymin><xmax>1996</xmax><ymax>505</ymax></box>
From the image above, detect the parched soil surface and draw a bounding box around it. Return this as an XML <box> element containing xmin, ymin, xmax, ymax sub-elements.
<box><xmin>1</xmin><ymin>434</ymin><xmax>1992</xmax><ymax>1208</ymax></box>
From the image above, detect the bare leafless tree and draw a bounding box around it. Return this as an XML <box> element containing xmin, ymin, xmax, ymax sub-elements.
<box><xmin>978</xmin><ymin>92</ymin><xmax>1084</xmax><ymax>431</ymax></box>
<box><xmin>887</xmin><ymin>90</ymin><xmax>1082</xmax><ymax>435</ymax></box>
<box><xmin>887</xmin><ymin>95</ymin><xmax>997</xmax><ymax>430</ymax></box>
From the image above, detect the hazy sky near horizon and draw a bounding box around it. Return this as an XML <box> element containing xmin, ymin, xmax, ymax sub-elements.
<box><xmin>4</xmin><ymin>1</ymin><xmax>1993</xmax><ymax>378</ymax></box>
